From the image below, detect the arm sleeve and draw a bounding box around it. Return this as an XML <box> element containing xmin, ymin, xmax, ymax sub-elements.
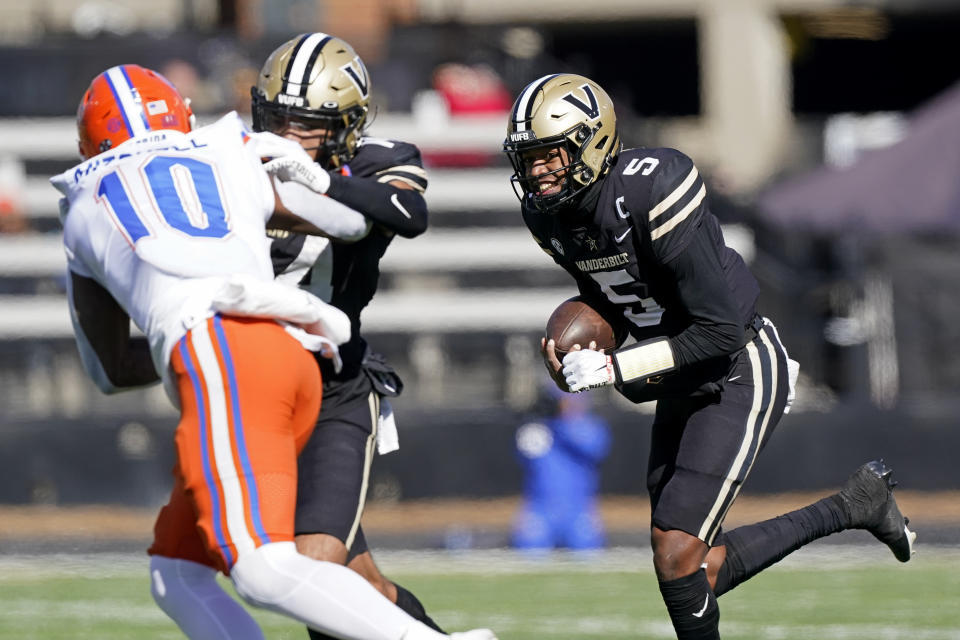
<box><xmin>661</xmin><ymin>224</ymin><xmax>745</xmax><ymax>366</ymax></box>
<box><xmin>619</xmin><ymin>149</ymin><xmax>741</xmax><ymax>367</ymax></box>
<box><xmin>67</xmin><ymin>272</ymin><xmax>160</xmax><ymax>393</ymax></box>
<box><xmin>325</xmin><ymin>173</ymin><xmax>428</xmax><ymax>238</ymax></box>
<box><xmin>67</xmin><ymin>271</ymin><xmax>121</xmax><ymax>394</ymax></box>
<box><xmin>273</xmin><ymin>180</ymin><xmax>371</xmax><ymax>241</ymax></box>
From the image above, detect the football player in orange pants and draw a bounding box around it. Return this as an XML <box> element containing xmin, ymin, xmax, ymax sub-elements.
<box><xmin>55</xmin><ymin>63</ymin><xmax>497</xmax><ymax>640</ymax></box>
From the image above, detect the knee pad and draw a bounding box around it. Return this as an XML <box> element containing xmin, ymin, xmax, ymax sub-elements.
<box><xmin>230</xmin><ymin>542</ymin><xmax>303</xmax><ymax>607</ymax></box>
<box><xmin>231</xmin><ymin>541</ymin><xmax>354</xmax><ymax>608</ymax></box>
<box><xmin>231</xmin><ymin>542</ymin><xmax>416</xmax><ymax>639</ymax></box>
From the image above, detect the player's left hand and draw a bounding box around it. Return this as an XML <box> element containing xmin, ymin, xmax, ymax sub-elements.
<box><xmin>561</xmin><ymin>347</ymin><xmax>615</xmax><ymax>392</ymax></box>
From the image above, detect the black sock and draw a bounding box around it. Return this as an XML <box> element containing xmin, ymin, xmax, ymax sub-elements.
<box><xmin>395</xmin><ymin>582</ymin><xmax>445</xmax><ymax>633</ymax></box>
<box><xmin>714</xmin><ymin>494</ymin><xmax>847</xmax><ymax>596</ymax></box>
<box><xmin>306</xmin><ymin>583</ymin><xmax>444</xmax><ymax>639</ymax></box>
<box><xmin>658</xmin><ymin>568</ymin><xmax>720</xmax><ymax>640</ymax></box>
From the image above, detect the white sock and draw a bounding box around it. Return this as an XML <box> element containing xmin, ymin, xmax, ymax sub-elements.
<box><xmin>150</xmin><ymin>555</ymin><xmax>265</xmax><ymax>640</ymax></box>
<box><xmin>231</xmin><ymin>542</ymin><xmax>432</xmax><ymax>640</ymax></box>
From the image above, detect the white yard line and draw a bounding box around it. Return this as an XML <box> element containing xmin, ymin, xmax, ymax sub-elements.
<box><xmin>0</xmin><ymin>599</ymin><xmax>168</xmax><ymax>622</ymax></box>
<box><xmin>1</xmin><ymin>545</ymin><xmax>956</xmax><ymax>580</ymax></box>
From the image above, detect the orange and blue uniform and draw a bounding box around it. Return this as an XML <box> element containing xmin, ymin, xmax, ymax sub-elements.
<box><xmin>151</xmin><ymin>316</ymin><xmax>321</xmax><ymax>573</ymax></box>
<box><xmin>54</xmin><ymin>99</ymin><xmax>341</xmax><ymax>573</ymax></box>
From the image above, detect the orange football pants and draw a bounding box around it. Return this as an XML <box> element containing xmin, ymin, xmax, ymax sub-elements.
<box><xmin>149</xmin><ymin>315</ymin><xmax>321</xmax><ymax>574</ymax></box>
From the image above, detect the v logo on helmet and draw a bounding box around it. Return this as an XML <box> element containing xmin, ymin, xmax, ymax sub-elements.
<box><xmin>562</xmin><ymin>84</ymin><xmax>599</xmax><ymax>120</ymax></box>
<box><xmin>341</xmin><ymin>57</ymin><xmax>369</xmax><ymax>98</ymax></box>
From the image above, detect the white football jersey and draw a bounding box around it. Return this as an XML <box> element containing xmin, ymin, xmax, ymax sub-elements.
<box><xmin>52</xmin><ymin>112</ymin><xmax>306</xmax><ymax>381</ymax></box>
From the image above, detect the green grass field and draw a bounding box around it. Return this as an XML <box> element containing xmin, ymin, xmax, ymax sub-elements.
<box><xmin>1</xmin><ymin>547</ymin><xmax>958</xmax><ymax>639</ymax></box>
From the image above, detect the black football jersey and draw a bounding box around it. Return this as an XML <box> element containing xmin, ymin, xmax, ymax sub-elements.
<box><xmin>270</xmin><ymin>136</ymin><xmax>428</xmax><ymax>390</ymax></box>
<box><xmin>523</xmin><ymin>147</ymin><xmax>760</xmax><ymax>380</ymax></box>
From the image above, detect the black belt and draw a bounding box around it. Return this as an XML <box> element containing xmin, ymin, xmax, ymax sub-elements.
<box><xmin>744</xmin><ymin>313</ymin><xmax>765</xmax><ymax>343</ymax></box>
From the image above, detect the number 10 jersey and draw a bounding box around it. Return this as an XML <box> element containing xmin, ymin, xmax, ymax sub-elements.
<box><xmin>52</xmin><ymin>112</ymin><xmax>295</xmax><ymax>376</ymax></box>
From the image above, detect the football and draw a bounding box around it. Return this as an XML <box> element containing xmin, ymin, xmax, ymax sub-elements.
<box><xmin>545</xmin><ymin>296</ymin><xmax>621</xmax><ymax>360</ymax></box>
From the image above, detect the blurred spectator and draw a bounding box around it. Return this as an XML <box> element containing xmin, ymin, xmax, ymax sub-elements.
<box><xmin>0</xmin><ymin>197</ymin><xmax>27</xmax><ymax>234</ymax></box>
<box><xmin>412</xmin><ymin>62</ymin><xmax>511</xmax><ymax>167</ymax></box>
<box><xmin>229</xmin><ymin>64</ymin><xmax>259</xmax><ymax>116</ymax></box>
<box><xmin>160</xmin><ymin>58</ymin><xmax>220</xmax><ymax>113</ymax></box>
<box><xmin>0</xmin><ymin>156</ymin><xmax>28</xmax><ymax>234</ymax></box>
<box><xmin>512</xmin><ymin>383</ymin><xmax>611</xmax><ymax>552</ymax></box>
<box><xmin>431</xmin><ymin>63</ymin><xmax>511</xmax><ymax>115</ymax></box>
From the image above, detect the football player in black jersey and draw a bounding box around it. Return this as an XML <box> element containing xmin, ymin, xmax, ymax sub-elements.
<box><xmin>141</xmin><ymin>32</ymin><xmax>502</xmax><ymax>640</ymax></box>
<box><xmin>249</xmin><ymin>33</ymin><xmax>456</xmax><ymax>640</ymax></box>
<box><xmin>144</xmin><ymin>34</ymin><xmax>500</xmax><ymax>640</ymax></box>
<box><xmin>504</xmin><ymin>73</ymin><xmax>916</xmax><ymax>639</ymax></box>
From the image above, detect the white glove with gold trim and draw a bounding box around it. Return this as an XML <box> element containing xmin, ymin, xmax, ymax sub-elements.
<box><xmin>263</xmin><ymin>156</ymin><xmax>331</xmax><ymax>194</ymax></box>
<box><xmin>561</xmin><ymin>349</ymin><xmax>615</xmax><ymax>393</ymax></box>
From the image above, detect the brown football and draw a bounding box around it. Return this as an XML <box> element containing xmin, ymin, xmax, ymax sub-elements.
<box><xmin>546</xmin><ymin>296</ymin><xmax>620</xmax><ymax>360</ymax></box>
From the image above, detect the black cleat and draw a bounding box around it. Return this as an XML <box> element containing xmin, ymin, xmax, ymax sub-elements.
<box><xmin>837</xmin><ymin>459</ymin><xmax>917</xmax><ymax>562</ymax></box>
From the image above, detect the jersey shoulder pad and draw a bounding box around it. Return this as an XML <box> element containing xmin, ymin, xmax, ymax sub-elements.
<box><xmin>350</xmin><ymin>137</ymin><xmax>427</xmax><ymax>191</ymax></box>
<box><xmin>612</xmin><ymin>147</ymin><xmax>707</xmax><ymax>263</ymax></box>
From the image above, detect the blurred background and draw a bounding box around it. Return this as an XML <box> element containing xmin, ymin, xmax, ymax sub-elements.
<box><xmin>0</xmin><ymin>0</ymin><xmax>958</xmax><ymax>552</ymax></box>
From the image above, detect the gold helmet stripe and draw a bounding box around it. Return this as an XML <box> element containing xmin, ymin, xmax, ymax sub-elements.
<box><xmin>511</xmin><ymin>73</ymin><xmax>559</xmax><ymax>132</ymax></box>
<box><xmin>282</xmin><ymin>32</ymin><xmax>332</xmax><ymax>98</ymax></box>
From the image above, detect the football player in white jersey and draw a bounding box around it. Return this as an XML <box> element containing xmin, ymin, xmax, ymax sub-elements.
<box><xmin>53</xmin><ymin>64</ymin><xmax>497</xmax><ymax>640</ymax></box>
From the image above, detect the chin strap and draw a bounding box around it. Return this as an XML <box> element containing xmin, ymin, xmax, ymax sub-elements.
<box><xmin>184</xmin><ymin>98</ymin><xmax>197</xmax><ymax>130</ymax></box>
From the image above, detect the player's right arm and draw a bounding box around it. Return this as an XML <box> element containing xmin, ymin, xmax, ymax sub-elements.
<box><xmin>67</xmin><ymin>271</ymin><xmax>160</xmax><ymax>393</ymax></box>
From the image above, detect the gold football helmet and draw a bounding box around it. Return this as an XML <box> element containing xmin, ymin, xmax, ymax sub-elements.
<box><xmin>503</xmin><ymin>73</ymin><xmax>620</xmax><ymax>212</ymax></box>
<box><xmin>252</xmin><ymin>33</ymin><xmax>371</xmax><ymax>167</ymax></box>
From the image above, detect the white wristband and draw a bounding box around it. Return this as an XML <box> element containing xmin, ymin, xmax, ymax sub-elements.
<box><xmin>613</xmin><ymin>338</ymin><xmax>675</xmax><ymax>383</ymax></box>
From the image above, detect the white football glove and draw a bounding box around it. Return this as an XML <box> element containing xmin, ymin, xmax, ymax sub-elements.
<box><xmin>263</xmin><ymin>156</ymin><xmax>331</xmax><ymax>194</ymax></box>
<box><xmin>561</xmin><ymin>349</ymin><xmax>615</xmax><ymax>393</ymax></box>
